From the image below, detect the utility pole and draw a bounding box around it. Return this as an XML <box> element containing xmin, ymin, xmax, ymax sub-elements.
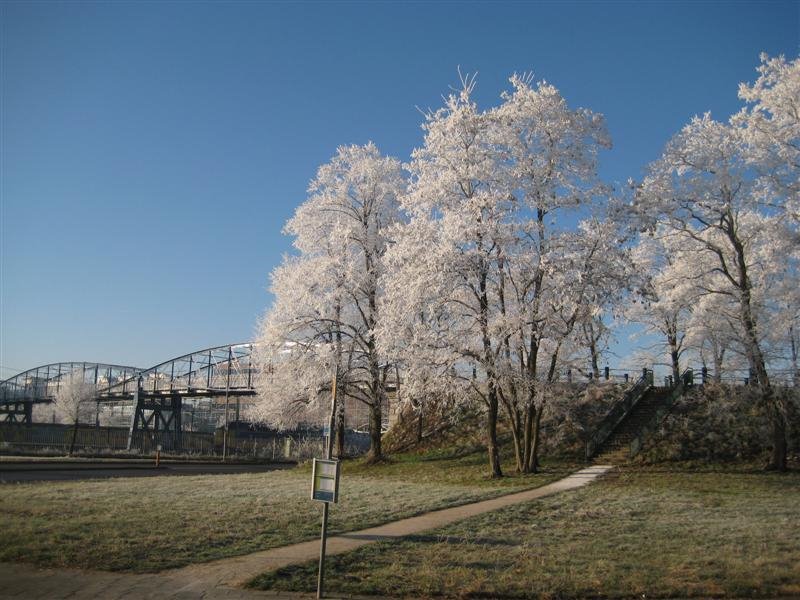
<box><xmin>316</xmin><ymin>370</ymin><xmax>338</xmax><ymax>600</ymax></box>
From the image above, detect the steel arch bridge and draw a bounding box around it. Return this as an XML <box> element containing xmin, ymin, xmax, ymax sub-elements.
<box><xmin>0</xmin><ymin>343</ymin><xmax>258</xmax><ymax>449</ymax></box>
<box><xmin>99</xmin><ymin>343</ymin><xmax>256</xmax><ymax>400</ymax></box>
<box><xmin>0</xmin><ymin>362</ymin><xmax>142</xmax><ymax>423</ymax></box>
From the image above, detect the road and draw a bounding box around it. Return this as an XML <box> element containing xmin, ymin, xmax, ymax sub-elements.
<box><xmin>0</xmin><ymin>460</ymin><xmax>295</xmax><ymax>483</ymax></box>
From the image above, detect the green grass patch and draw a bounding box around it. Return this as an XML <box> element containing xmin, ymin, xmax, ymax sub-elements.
<box><xmin>0</xmin><ymin>450</ymin><xmax>573</xmax><ymax>572</ymax></box>
<box><xmin>250</xmin><ymin>465</ymin><xmax>800</xmax><ymax>598</ymax></box>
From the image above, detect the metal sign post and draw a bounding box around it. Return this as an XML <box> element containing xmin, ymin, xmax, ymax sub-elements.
<box><xmin>315</xmin><ymin>371</ymin><xmax>338</xmax><ymax>600</ymax></box>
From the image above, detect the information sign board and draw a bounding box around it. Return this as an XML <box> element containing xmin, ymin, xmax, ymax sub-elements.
<box><xmin>311</xmin><ymin>458</ymin><xmax>340</xmax><ymax>503</ymax></box>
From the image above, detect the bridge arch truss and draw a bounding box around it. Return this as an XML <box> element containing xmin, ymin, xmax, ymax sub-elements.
<box><xmin>0</xmin><ymin>363</ymin><xmax>141</xmax><ymax>423</ymax></box>
<box><xmin>0</xmin><ymin>343</ymin><xmax>258</xmax><ymax>447</ymax></box>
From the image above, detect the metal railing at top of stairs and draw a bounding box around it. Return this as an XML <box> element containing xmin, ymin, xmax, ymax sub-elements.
<box><xmin>585</xmin><ymin>368</ymin><xmax>654</xmax><ymax>460</ymax></box>
<box><xmin>629</xmin><ymin>368</ymin><xmax>693</xmax><ymax>458</ymax></box>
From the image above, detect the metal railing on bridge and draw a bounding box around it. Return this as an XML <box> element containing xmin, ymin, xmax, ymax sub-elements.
<box><xmin>99</xmin><ymin>343</ymin><xmax>257</xmax><ymax>400</ymax></box>
<box><xmin>0</xmin><ymin>362</ymin><xmax>142</xmax><ymax>405</ymax></box>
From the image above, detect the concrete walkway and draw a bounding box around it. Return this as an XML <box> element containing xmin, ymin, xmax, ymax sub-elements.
<box><xmin>0</xmin><ymin>465</ymin><xmax>612</xmax><ymax>599</ymax></box>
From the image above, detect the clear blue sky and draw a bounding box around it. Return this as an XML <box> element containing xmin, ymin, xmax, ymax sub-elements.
<box><xmin>1</xmin><ymin>1</ymin><xmax>797</xmax><ymax>376</ymax></box>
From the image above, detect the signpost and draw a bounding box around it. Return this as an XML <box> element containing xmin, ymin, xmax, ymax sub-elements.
<box><xmin>314</xmin><ymin>370</ymin><xmax>339</xmax><ymax>600</ymax></box>
<box><xmin>312</xmin><ymin>458</ymin><xmax>340</xmax><ymax>503</ymax></box>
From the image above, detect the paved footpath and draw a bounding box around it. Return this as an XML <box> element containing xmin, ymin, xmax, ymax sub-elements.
<box><xmin>0</xmin><ymin>465</ymin><xmax>612</xmax><ymax>600</ymax></box>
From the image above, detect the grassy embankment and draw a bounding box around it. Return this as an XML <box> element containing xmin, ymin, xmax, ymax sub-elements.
<box><xmin>0</xmin><ymin>448</ymin><xmax>574</xmax><ymax>572</ymax></box>
<box><xmin>250</xmin><ymin>464</ymin><xmax>800</xmax><ymax>599</ymax></box>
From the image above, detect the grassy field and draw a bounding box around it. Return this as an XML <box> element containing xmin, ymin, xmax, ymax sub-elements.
<box><xmin>250</xmin><ymin>465</ymin><xmax>800</xmax><ymax>599</ymax></box>
<box><xmin>0</xmin><ymin>449</ymin><xmax>574</xmax><ymax>572</ymax></box>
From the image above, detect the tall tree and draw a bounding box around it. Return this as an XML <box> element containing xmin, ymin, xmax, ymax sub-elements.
<box><xmin>735</xmin><ymin>53</ymin><xmax>800</xmax><ymax>225</ymax></box>
<box><xmin>489</xmin><ymin>76</ymin><xmax>614</xmax><ymax>474</ymax></box>
<box><xmin>382</xmin><ymin>74</ymin><xmax>614</xmax><ymax>475</ymax></box>
<box><xmin>383</xmin><ymin>74</ymin><xmax>510</xmax><ymax>476</ymax></box>
<box><xmin>626</xmin><ymin>230</ymin><xmax>696</xmax><ymax>383</ymax></box>
<box><xmin>255</xmin><ymin>143</ymin><xmax>404</xmax><ymax>462</ymax></box>
<box><xmin>633</xmin><ymin>112</ymin><xmax>793</xmax><ymax>470</ymax></box>
<box><xmin>737</xmin><ymin>53</ymin><xmax>800</xmax><ymax>387</ymax></box>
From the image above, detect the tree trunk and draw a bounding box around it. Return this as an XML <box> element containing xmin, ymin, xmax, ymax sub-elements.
<box><xmin>586</xmin><ymin>320</ymin><xmax>600</xmax><ymax>379</ymax></box>
<box><xmin>69</xmin><ymin>420</ymin><xmax>79</xmax><ymax>456</ymax></box>
<box><xmin>790</xmin><ymin>326</ymin><xmax>798</xmax><ymax>387</ymax></box>
<box><xmin>499</xmin><ymin>389</ymin><xmax>524</xmax><ymax>472</ymax></box>
<box><xmin>713</xmin><ymin>347</ymin><xmax>724</xmax><ymax>384</ymax></box>
<box><xmin>510</xmin><ymin>419</ymin><xmax>523</xmax><ymax>474</ymax></box>
<box><xmin>416</xmin><ymin>403</ymin><xmax>424</xmax><ymax>443</ymax></box>
<box><xmin>366</xmin><ymin>400</ymin><xmax>382</xmax><ymax>463</ymax></box>
<box><xmin>486</xmin><ymin>386</ymin><xmax>503</xmax><ymax>478</ymax></box>
<box><xmin>522</xmin><ymin>403</ymin><xmax>535</xmax><ymax>473</ymax></box>
<box><xmin>739</xmin><ymin>282</ymin><xmax>784</xmax><ymax>469</ymax></box>
<box><xmin>667</xmin><ymin>327</ymin><xmax>681</xmax><ymax>384</ymax></box>
<box><xmin>530</xmin><ymin>407</ymin><xmax>543</xmax><ymax>474</ymax></box>
<box><xmin>365</xmin><ymin>346</ymin><xmax>384</xmax><ymax>462</ymax></box>
<box><xmin>334</xmin><ymin>401</ymin><xmax>345</xmax><ymax>458</ymax></box>
<box><xmin>770</xmin><ymin>403</ymin><xmax>787</xmax><ymax>472</ymax></box>
<box><xmin>477</xmin><ymin>260</ymin><xmax>502</xmax><ymax>478</ymax></box>
<box><xmin>727</xmin><ymin>219</ymin><xmax>786</xmax><ymax>471</ymax></box>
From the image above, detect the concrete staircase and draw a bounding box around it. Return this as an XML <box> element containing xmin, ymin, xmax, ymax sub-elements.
<box><xmin>593</xmin><ymin>386</ymin><xmax>674</xmax><ymax>463</ymax></box>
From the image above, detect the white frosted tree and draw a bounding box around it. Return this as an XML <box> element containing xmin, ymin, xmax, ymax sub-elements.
<box><xmin>633</xmin><ymin>109</ymin><xmax>795</xmax><ymax>470</ymax></box>
<box><xmin>736</xmin><ymin>54</ymin><xmax>800</xmax><ymax>386</ymax></box>
<box><xmin>684</xmin><ymin>292</ymin><xmax>743</xmax><ymax>382</ymax></box>
<box><xmin>735</xmin><ymin>53</ymin><xmax>800</xmax><ymax>224</ymax></box>
<box><xmin>626</xmin><ymin>230</ymin><xmax>697</xmax><ymax>383</ymax></box>
<box><xmin>54</xmin><ymin>369</ymin><xmax>97</xmax><ymax>456</ymax></box>
<box><xmin>580</xmin><ymin>314</ymin><xmax>613</xmax><ymax>379</ymax></box>
<box><xmin>255</xmin><ymin>143</ymin><xmax>404</xmax><ymax>461</ymax></box>
<box><xmin>501</xmin><ymin>218</ymin><xmax>631</xmax><ymax>473</ymax></box>
<box><xmin>382</xmin><ymin>73</ymin><xmax>615</xmax><ymax>475</ymax></box>
<box><xmin>382</xmin><ymin>75</ymin><xmax>510</xmax><ymax>476</ymax></box>
<box><xmin>253</xmin><ymin>254</ymin><xmax>341</xmax><ymax>431</ymax></box>
<box><xmin>486</xmin><ymin>77</ymin><xmax>617</xmax><ymax>474</ymax></box>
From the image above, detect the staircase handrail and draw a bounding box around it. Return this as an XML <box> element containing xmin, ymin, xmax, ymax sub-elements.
<box><xmin>629</xmin><ymin>368</ymin><xmax>693</xmax><ymax>457</ymax></box>
<box><xmin>585</xmin><ymin>369</ymin><xmax>653</xmax><ymax>459</ymax></box>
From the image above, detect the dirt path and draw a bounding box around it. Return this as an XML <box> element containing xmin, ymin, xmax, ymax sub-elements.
<box><xmin>0</xmin><ymin>465</ymin><xmax>612</xmax><ymax>599</ymax></box>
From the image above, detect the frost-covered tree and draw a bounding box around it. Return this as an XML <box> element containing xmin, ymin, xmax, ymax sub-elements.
<box><xmin>488</xmin><ymin>77</ymin><xmax>617</xmax><ymax>474</ymax></box>
<box><xmin>382</xmin><ymin>73</ymin><xmax>615</xmax><ymax>475</ymax></box>
<box><xmin>54</xmin><ymin>369</ymin><xmax>97</xmax><ymax>456</ymax></box>
<box><xmin>684</xmin><ymin>293</ymin><xmax>743</xmax><ymax>382</ymax></box>
<box><xmin>498</xmin><ymin>219</ymin><xmax>628</xmax><ymax>473</ymax></box>
<box><xmin>255</xmin><ymin>143</ymin><xmax>404</xmax><ymax>461</ymax></box>
<box><xmin>633</xmin><ymin>110</ymin><xmax>795</xmax><ymax>470</ymax></box>
<box><xmin>382</xmin><ymin>75</ymin><xmax>510</xmax><ymax>476</ymax></box>
<box><xmin>735</xmin><ymin>54</ymin><xmax>800</xmax><ymax>385</ymax></box>
<box><xmin>580</xmin><ymin>315</ymin><xmax>612</xmax><ymax>379</ymax></box>
<box><xmin>626</xmin><ymin>230</ymin><xmax>696</xmax><ymax>382</ymax></box>
<box><xmin>735</xmin><ymin>53</ymin><xmax>800</xmax><ymax>224</ymax></box>
<box><xmin>254</xmin><ymin>255</ymin><xmax>340</xmax><ymax>430</ymax></box>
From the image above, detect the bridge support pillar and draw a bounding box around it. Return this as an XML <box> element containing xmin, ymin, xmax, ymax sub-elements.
<box><xmin>127</xmin><ymin>387</ymin><xmax>141</xmax><ymax>451</ymax></box>
<box><xmin>170</xmin><ymin>395</ymin><xmax>183</xmax><ymax>451</ymax></box>
<box><xmin>0</xmin><ymin>401</ymin><xmax>33</xmax><ymax>425</ymax></box>
<box><xmin>127</xmin><ymin>388</ymin><xmax>183</xmax><ymax>452</ymax></box>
